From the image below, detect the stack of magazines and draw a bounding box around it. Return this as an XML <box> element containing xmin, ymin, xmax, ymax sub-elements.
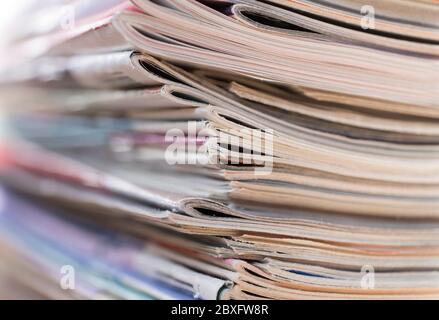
<box><xmin>0</xmin><ymin>0</ymin><xmax>439</xmax><ymax>299</ymax></box>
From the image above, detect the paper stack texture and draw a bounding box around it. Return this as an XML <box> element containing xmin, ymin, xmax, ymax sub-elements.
<box><xmin>0</xmin><ymin>0</ymin><xmax>438</xmax><ymax>299</ymax></box>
